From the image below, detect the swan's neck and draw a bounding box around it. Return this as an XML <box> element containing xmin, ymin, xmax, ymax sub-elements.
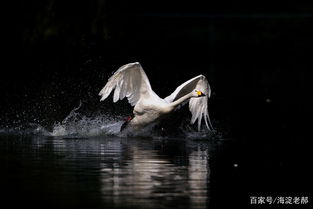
<box><xmin>169</xmin><ymin>92</ymin><xmax>194</xmax><ymax>109</ymax></box>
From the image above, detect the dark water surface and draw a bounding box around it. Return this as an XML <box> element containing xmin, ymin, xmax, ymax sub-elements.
<box><xmin>0</xmin><ymin>135</ymin><xmax>221</xmax><ymax>209</ymax></box>
<box><xmin>0</xmin><ymin>133</ymin><xmax>312</xmax><ymax>209</ymax></box>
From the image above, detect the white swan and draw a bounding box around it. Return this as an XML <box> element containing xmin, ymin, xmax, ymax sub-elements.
<box><xmin>99</xmin><ymin>62</ymin><xmax>213</xmax><ymax>132</ymax></box>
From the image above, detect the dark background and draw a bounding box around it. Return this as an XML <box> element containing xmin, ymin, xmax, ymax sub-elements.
<box><xmin>1</xmin><ymin>0</ymin><xmax>312</xmax><ymax>208</ymax></box>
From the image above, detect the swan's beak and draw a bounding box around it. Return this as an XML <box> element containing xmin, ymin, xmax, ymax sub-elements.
<box><xmin>196</xmin><ymin>90</ymin><xmax>206</xmax><ymax>97</ymax></box>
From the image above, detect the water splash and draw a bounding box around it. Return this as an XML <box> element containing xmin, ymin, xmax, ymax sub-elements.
<box><xmin>50</xmin><ymin>101</ymin><xmax>124</xmax><ymax>137</ymax></box>
<box><xmin>0</xmin><ymin>101</ymin><xmax>216</xmax><ymax>139</ymax></box>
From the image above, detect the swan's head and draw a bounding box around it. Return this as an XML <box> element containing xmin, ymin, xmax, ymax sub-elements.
<box><xmin>194</xmin><ymin>90</ymin><xmax>206</xmax><ymax>97</ymax></box>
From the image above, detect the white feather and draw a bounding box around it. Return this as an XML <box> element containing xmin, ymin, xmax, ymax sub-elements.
<box><xmin>99</xmin><ymin>62</ymin><xmax>152</xmax><ymax>106</ymax></box>
<box><xmin>99</xmin><ymin>62</ymin><xmax>213</xmax><ymax>131</ymax></box>
<box><xmin>165</xmin><ymin>75</ymin><xmax>213</xmax><ymax>131</ymax></box>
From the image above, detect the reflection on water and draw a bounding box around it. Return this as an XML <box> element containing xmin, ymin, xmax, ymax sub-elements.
<box><xmin>98</xmin><ymin>139</ymin><xmax>210</xmax><ymax>209</ymax></box>
<box><xmin>0</xmin><ymin>135</ymin><xmax>215</xmax><ymax>209</ymax></box>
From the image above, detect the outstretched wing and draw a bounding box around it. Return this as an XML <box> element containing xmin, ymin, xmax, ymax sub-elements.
<box><xmin>99</xmin><ymin>62</ymin><xmax>152</xmax><ymax>106</ymax></box>
<box><xmin>164</xmin><ymin>75</ymin><xmax>213</xmax><ymax>131</ymax></box>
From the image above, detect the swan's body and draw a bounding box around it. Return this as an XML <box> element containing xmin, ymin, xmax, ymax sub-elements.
<box><xmin>99</xmin><ymin>62</ymin><xmax>213</xmax><ymax>132</ymax></box>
